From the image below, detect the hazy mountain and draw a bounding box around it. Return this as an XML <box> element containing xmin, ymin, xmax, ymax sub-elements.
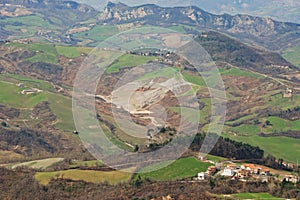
<box><xmin>99</xmin><ymin>2</ymin><xmax>300</xmax><ymax>50</ymax></box>
<box><xmin>76</xmin><ymin>0</ymin><xmax>300</xmax><ymax>24</ymax></box>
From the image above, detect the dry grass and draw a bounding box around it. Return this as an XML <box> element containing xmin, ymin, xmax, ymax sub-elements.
<box><xmin>35</xmin><ymin>169</ymin><xmax>131</xmax><ymax>185</ymax></box>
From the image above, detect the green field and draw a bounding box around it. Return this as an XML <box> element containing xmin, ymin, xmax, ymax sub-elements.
<box><xmin>215</xmin><ymin>192</ymin><xmax>282</xmax><ymax>199</ymax></box>
<box><xmin>35</xmin><ymin>169</ymin><xmax>131</xmax><ymax>185</ymax></box>
<box><xmin>232</xmin><ymin>192</ymin><xmax>282</xmax><ymax>199</ymax></box>
<box><xmin>0</xmin><ymin>81</ymin><xmax>46</xmax><ymax>108</ymax></box>
<box><xmin>182</xmin><ymin>71</ymin><xmax>206</xmax><ymax>86</ymax></box>
<box><xmin>45</xmin><ymin>92</ymin><xmax>75</xmax><ymax>132</ymax></box>
<box><xmin>0</xmin><ymin>73</ymin><xmax>54</xmax><ymax>91</ymax></box>
<box><xmin>56</xmin><ymin>46</ymin><xmax>92</xmax><ymax>58</ymax></box>
<box><xmin>3</xmin><ymin>15</ymin><xmax>58</xmax><ymax>29</ymax></box>
<box><xmin>69</xmin><ymin>160</ymin><xmax>103</xmax><ymax>168</ymax></box>
<box><xmin>170</xmin><ymin>107</ymin><xmax>200</xmax><ymax>123</ymax></box>
<box><xmin>101</xmin><ymin>122</ymin><xmax>136</xmax><ymax>151</ymax></box>
<box><xmin>138</xmin><ymin>67</ymin><xmax>180</xmax><ymax>80</ymax></box>
<box><xmin>135</xmin><ymin>157</ymin><xmax>212</xmax><ymax>181</ymax></box>
<box><xmin>73</xmin><ymin>25</ymin><xmax>119</xmax><ymax>42</ymax></box>
<box><xmin>2</xmin><ymin>14</ymin><xmax>59</xmax><ymax>39</ymax></box>
<box><xmin>229</xmin><ymin>124</ymin><xmax>261</xmax><ymax>135</ymax></box>
<box><xmin>268</xmin><ymin>93</ymin><xmax>300</xmax><ymax>110</ymax></box>
<box><xmin>264</xmin><ymin>116</ymin><xmax>300</xmax><ymax>133</ymax></box>
<box><xmin>220</xmin><ymin>67</ymin><xmax>264</xmax><ymax>79</ymax></box>
<box><xmin>0</xmin><ymin>74</ymin><xmax>75</xmax><ymax>132</ymax></box>
<box><xmin>223</xmin><ymin>132</ymin><xmax>300</xmax><ymax>163</ymax></box>
<box><xmin>171</xmin><ymin>97</ymin><xmax>212</xmax><ymax>125</ymax></box>
<box><xmin>106</xmin><ymin>54</ymin><xmax>156</xmax><ymax>74</ymax></box>
<box><xmin>283</xmin><ymin>45</ymin><xmax>300</xmax><ymax>67</ymax></box>
<box><xmin>206</xmin><ymin>155</ymin><xmax>228</xmax><ymax>162</ymax></box>
<box><xmin>6</xmin><ymin>43</ymin><xmax>92</xmax><ymax>64</ymax></box>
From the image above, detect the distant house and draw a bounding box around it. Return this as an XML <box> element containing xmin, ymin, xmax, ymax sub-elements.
<box><xmin>284</xmin><ymin>175</ymin><xmax>299</xmax><ymax>183</ymax></box>
<box><xmin>221</xmin><ymin>167</ymin><xmax>235</xmax><ymax>177</ymax></box>
<box><xmin>197</xmin><ymin>172</ymin><xmax>207</xmax><ymax>180</ymax></box>
<box><xmin>283</xmin><ymin>88</ymin><xmax>293</xmax><ymax>98</ymax></box>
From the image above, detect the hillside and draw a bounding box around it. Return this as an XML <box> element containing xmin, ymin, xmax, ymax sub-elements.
<box><xmin>0</xmin><ymin>2</ymin><xmax>299</xmax><ymax>199</ymax></box>
<box><xmin>0</xmin><ymin>29</ymin><xmax>299</xmax><ymax>164</ymax></box>
<box><xmin>0</xmin><ymin>0</ymin><xmax>98</xmax><ymax>43</ymax></box>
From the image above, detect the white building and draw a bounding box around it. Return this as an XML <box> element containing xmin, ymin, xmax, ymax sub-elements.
<box><xmin>197</xmin><ymin>172</ymin><xmax>207</xmax><ymax>180</ymax></box>
<box><xmin>221</xmin><ymin>168</ymin><xmax>235</xmax><ymax>177</ymax></box>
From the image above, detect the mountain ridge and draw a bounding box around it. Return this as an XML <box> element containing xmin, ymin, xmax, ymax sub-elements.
<box><xmin>99</xmin><ymin>2</ymin><xmax>300</xmax><ymax>50</ymax></box>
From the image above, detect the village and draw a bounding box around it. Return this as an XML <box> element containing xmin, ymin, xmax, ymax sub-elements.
<box><xmin>195</xmin><ymin>155</ymin><xmax>299</xmax><ymax>184</ymax></box>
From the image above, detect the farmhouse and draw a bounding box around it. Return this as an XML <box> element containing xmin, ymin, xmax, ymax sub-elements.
<box><xmin>283</xmin><ymin>88</ymin><xmax>293</xmax><ymax>98</ymax></box>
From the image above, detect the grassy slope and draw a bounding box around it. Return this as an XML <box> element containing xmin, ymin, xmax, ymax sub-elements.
<box><xmin>0</xmin><ymin>81</ymin><xmax>47</xmax><ymax>108</ymax></box>
<box><xmin>282</xmin><ymin>45</ymin><xmax>300</xmax><ymax>67</ymax></box>
<box><xmin>5</xmin><ymin>43</ymin><xmax>93</xmax><ymax>64</ymax></box>
<box><xmin>1</xmin><ymin>42</ymin><xmax>299</xmax><ymax>163</ymax></box>
<box><xmin>0</xmin><ymin>74</ymin><xmax>75</xmax><ymax>132</ymax></box>
<box><xmin>106</xmin><ymin>54</ymin><xmax>156</xmax><ymax>74</ymax></box>
<box><xmin>223</xmin><ymin>132</ymin><xmax>300</xmax><ymax>163</ymax></box>
<box><xmin>45</xmin><ymin>92</ymin><xmax>75</xmax><ymax>132</ymax></box>
<box><xmin>69</xmin><ymin>160</ymin><xmax>103</xmax><ymax>168</ymax></box>
<box><xmin>11</xmin><ymin>158</ymin><xmax>64</xmax><ymax>170</ymax></box>
<box><xmin>233</xmin><ymin>193</ymin><xmax>282</xmax><ymax>199</ymax></box>
<box><xmin>136</xmin><ymin>157</ymin><xmax>212</xmax><ymax>181</ymax></box>
<box><xmin>215</xmin><ymin>193</ymin><xmax>282</xmax><ymax>199</ymax></box>
<box><xmin>219</xmin><ymin>67</ymin><xmax>264</xmax><ymax>79</ymax></box>
<box><xmin>264</xmin><ymin>116</ymin><xmax>300</xmax><ymax>133</ymax></box>
<box><xmin>73</xmin><ymin>25</ymin><xmax>119</xmax><ymax>42</ymax></box>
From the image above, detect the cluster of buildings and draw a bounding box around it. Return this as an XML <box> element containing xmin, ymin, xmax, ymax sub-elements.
<box><xmin>196</xmin><ymin>159</ymin><xmax>300</xmax><ymax>184</ymax></box>
<box><xmin>221</xmin><ymin>164</ymin><xmax>271</xmax><ymax>181</ymax></box>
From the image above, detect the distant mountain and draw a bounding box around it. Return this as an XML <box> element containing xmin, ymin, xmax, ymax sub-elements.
<box><xmin>99</xmin><ymin>2</ymin><xmax>300</xmax><ymax>50</ymax></box>
<box><xmin>1</xmin><ymin>1</ymin><xmax>300</xmax><ymax>51</ymax></box>
<box><xmin>80</xmin><ymin>0</ymin><xmax>300</xmax><ymax>24</ymax></box>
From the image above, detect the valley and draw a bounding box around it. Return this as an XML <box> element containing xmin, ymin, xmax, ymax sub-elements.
<box><xmin>0</xmin><ymin>1</ymin><xmax>300</xmax><ymax>199</ymax></box>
